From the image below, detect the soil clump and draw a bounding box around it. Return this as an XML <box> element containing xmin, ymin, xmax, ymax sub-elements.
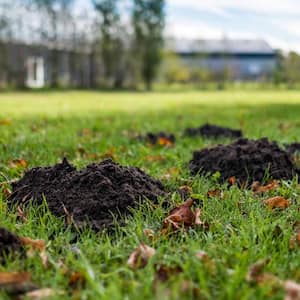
<box><xmin>285</xmin><ymin>143</ymin><xmax>300</xmax><ymax>155</ymax></box>
<box><xmin>189</xmin><ymin>138</ymin><xmax>299</xmax><ymax>184</ymax></box>
<box><xmin>9</xmin><ymin>159</ymin><xmax>165</xmax><ymax>230</ymax></box>
<box><xmin>185</xmin><ymin>123</ymin><xmax>243</xmax><ymax>139</ymax></box>
<box><xmin>0</xmin><ymin>227</ymin><xmax>23</xmax><ymax>261</ymax></box>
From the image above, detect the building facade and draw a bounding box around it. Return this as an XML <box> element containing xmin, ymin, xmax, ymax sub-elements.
<box><xmin>167</xmin><ymin>38</ymin><xmax>277</xmax><ymax>81</ymax></box>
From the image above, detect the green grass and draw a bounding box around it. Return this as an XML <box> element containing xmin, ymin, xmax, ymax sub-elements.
<box><xmin>1</xmin><ymin>90</ymin><xmax>300</xmax><ymax>299</ymax></box>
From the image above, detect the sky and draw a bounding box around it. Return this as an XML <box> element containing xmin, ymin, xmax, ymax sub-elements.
<box><xmin>78</xmin><ymin>0</ymin><xmax>300</xmax><ymax>53</ymax></box>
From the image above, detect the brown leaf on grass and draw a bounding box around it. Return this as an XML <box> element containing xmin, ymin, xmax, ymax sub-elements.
<box><xmin>19</xmin><ymin>237</ymin><xmax>48</xmax><ymax>267</ymax></box>
<box><xmin>23</xmin><ymin>288</ymin><xmax>63</xmax><ymax>299</ymax></box>
<box><xmin>9</xmin><ymin>159</ymin><xmax>27</xmax><ymax>169</ymax></box>
<box><xmin>207</xmin><ymin>189</ymin><xmax>224</xmax><ymax>199</ymax></box>
<box><xmin>161</xmin><ymin>199</ymin><xmax>202</xmax><ymax>235</ymax></box>
<box><xmin>0</xmin><ymin>118</ymin><xmax>11</xmax><ymax>125</ymax></box>
<box><xmin>154</xmin><ymin>265</ymin><xmax>183</xmax><ymax>283</ymax></box>
<box><xmin>246</xmin><ymin>258</ymin><xmax>270</xmax><ymax>283</ymax></box>
<box><xmin>228</xmin><ymin>176</ymin><xmax>236</xmax><ymax>185</ymax></box>
<box><xmin>157</xmin><ymin>137</ymin><xmax>174</xmax><ymax>147</ymax></box>
<box><xmin>0</xmin><ymin>271</ymin><xmax>36</xmax><ymax>294</ymax></box>
<box><xmin>68</xmin><ymin>272</ymin><xmax>86</xmax><ymax>288</ymax></box>
<box><xmin>289</xmin><ymin>229</ymin><xmax>300</xmax><ymax>250</ymax></box>
<box><xmin>284</xmin><ymin>280</ymin><xmax>300</xmax><ymax>300</ymax></box>
<box><xmin>127</xmin><ymin>243</ymin><xmax>156</xmax><ymax>269</ymax></box>
<box><xmin>251</xmin><ymin>180</ymin><xmax>279</xmax><ymax>193</ymax></box>
<box><xmin>263</xmin><ymin>196</ymin><xmax>290</xmax><ymax>209</ymax></box>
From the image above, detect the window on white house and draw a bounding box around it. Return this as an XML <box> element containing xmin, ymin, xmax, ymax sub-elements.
<box><xmin>26</xmin><ymin>57</ymin><xmax>45</xmax><ymax>88</ymax></box>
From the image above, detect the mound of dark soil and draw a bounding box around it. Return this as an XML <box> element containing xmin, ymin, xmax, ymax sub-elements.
<box><xmin>189</xmin><ymin>138</ymin><xmax>299</xmax><ymax>183</ymax></box>
<box><xmin>185</xmin><ymin>123</ymin><xmax>243</xmax><ymax>139</ymax></box>
<box><xmin>0</xmin><ymin>227</ymin><xmax>23</xmax><ymax>261</ymax></box>
<box><xmin>145</xmin><ymin>132</ymin><xmax>176</xmax><ymax>145</ymax></box>
<box><xmin>9</xmin><ymin>159</ymin><xmax>165</xmax><ymax>230</ymax></box>
<box><xmin>285</xmin><ymin>143</ymin><xmax>300</xmax><ymax>155</ymax></box>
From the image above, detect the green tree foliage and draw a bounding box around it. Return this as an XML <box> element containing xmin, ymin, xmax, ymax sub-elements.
<box><xmin>132</xmin><ymin>0</ymin><xmax>165</xmax><ymax>90</ymax></box>
<box><xmin>93</xmin><ymin>0</ymin><xmax>122</xmax><ymax>87</ymax></box>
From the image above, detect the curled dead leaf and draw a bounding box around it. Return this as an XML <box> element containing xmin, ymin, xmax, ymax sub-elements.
<box><xmin>228</xmin><ymin>176</ymin><xmax>236</xmax><ymax>186</ymax></box>
<box><xmin>285</xmin><ymin>280</ymin><xmax>300</xmax><ymax>300</ymax></box>
<box><xmin>161</xmin><ymin>199</ymin><xmax>202</xmax><ymax>234</ymax></box>
<box><xmin>207</xmin><ymin>189</ymin><xmax>223</xmax><ymax>198</ymax></box>
<box><xmin>246</xmin><ymin>258</ymin><xmax>270</xmax><ymax>283</ymax></box>
<box><xmin>263</xmin><ymin>196</ymin><xmax>290</xmax><ymax>210</ymax></box>
<box><xmin>127</xmin><ymin>243</ymin><xmax>156</xmax><ymax>269</ymax></box>
<box><xmin>251</xmin><ymin>180</ymin><xmax>279</xmax><ymax>193</ymax></box>
<box><xmin>9</xmin><ymin>159</ymin><xmax>27</xmax><ymax>169</ymax></box>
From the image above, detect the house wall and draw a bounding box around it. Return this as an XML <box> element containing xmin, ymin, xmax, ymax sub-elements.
<box><xmin>0</xmin><ymin>42</ymin><xmax>100</xmax><ymax>88</ymax></box>
<box><xmin>178</xmin><ymin>54</ymin><xmax>277</xmax><ymax>80</ymax></box>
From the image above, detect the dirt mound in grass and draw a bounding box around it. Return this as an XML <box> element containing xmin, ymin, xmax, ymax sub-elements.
<box><xmin>189</xmin><ymin>138</ymin><xmax>299</xmax><ymax>184</ymax></box>
<box><xmin>185</xmin><ymin>123</ymin><xmax>243</xmax><ymax>139</ymax></box>
<box><xmin>9</xmin><ymin>159</ymin><xmax>165</xmax><ymax>230</ymax></box>
<box><xmin>285</xmin><ymin>143</ymin><xmax>300</xmax><ymax>154</ymax></box>
<box><xmin>0</xmin><ymin>227</ymin><xmax>23</xmax><ymax>260</ymax></box>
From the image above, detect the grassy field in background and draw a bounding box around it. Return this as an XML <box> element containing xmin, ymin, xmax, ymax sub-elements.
<box><xmin>1</xmin><ymin>90</ymin><xmax>300</xmax><ymax>299</ymax></box>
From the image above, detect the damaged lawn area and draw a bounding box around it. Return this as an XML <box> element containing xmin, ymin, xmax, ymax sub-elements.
<box><xmin>1</xmin><ymin>90</ymin><xmax>300</xmax><ymax>299</ymax></box>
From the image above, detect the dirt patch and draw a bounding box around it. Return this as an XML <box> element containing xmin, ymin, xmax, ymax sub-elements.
<box><xmin>285</xmin><ymin>143</ymin><xmax>300</xmax><ymax>155</ymax></box>
<box><xmin>0</xmin><ymin>227</ymin><xmax>23</xmax><ymax>260</ymax></box>
<box><xmin>144</xmin><ymin>132</ymin><xmax>176</xmax><ymax>146</ymax></box>
<box><xmin>185</xmin><ymin>123</ymin><xmax>243</xmax><ymax>139</ymax></box>
<box><xmin>189</xmin><ymin>138</ymin><xmax>299</xmax><ymax>184</ymax></box>
<box><xmin>9</xmin><ymin>159</ymin><xmax>165</xmax><ymax>230</ymax></box>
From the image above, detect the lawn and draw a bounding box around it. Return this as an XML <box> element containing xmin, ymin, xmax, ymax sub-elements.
<box><xmin>1</xmin><ymin>90</ymin><xmax>300</xmax><ymax>299</ymax></box>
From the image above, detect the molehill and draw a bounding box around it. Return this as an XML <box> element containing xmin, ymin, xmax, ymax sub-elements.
<box><xmin>189</xmin><ymin>138</ymin><xmax>299</xmax><ymax>184</ymax></box>
<box><xmin>185</xmin><ymin>123</ymin><xmax>243</xmax><ymax>139</ymax></box>
<box><xmin>9</xmin><ymin>159</ymin><xmax>165</xmax><ymax>230</ymax></box>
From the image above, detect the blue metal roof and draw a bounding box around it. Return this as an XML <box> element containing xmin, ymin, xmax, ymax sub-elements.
<box><xmin>168</xmin><ymin>38</ymin><xmax>276</xmax><ymax>55</ymax></box>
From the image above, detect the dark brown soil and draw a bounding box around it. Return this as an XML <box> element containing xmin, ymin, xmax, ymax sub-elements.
<box><xmin>189</xmin><ymin>138</ymin><xmax>299</xmax><ymax>183</ymax></box>
<box><xmin>145</xmin><ymin>132</ymin><xmax>176</xmax><ymax>145</ymax></box>
<box><xmin>185</xmin><ymin>123</ymin><xmax>243</xmax><ymax>139</ymax></box>
<box><xmin>0</xmin><ymin>227</ymin><xmax>23</xmax><ymax>260</ymax></box>
<box><xmin>285</xmin><ymin>143</ymin><xmax>300</xmax><ymax>154</ymax></box>
<box><xmin>9</xmin><ymin>159</ymin><xmax>165</xmax><ymax>230</ymax></box>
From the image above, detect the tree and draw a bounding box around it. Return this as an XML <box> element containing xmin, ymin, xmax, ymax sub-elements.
<box><xmin>132</xmin><ymin>0</ymin><xmax>165</xmax><ymax>90</ymax></box>
<box><xmin>93</xmin><ymin>0</ymin><xmax>123</xmax><ymax>88</ymax></box>
<box><xmin>27</xmin><ymin>0</ymin><xmax>74</xmax><ymax>87</ymax></box>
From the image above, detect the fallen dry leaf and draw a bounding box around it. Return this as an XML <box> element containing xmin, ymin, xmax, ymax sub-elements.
<box><xmin>0</xmin><ymin>118</ymin><xmax>11</xmax><ymax>125</ymax></box>
<box><xmin>23</xmin><ymin>288</ymin><xmax>62</xmax><ymax>299</ymax></box>
<box><xmin>0</xmin><ymin>271</ymin><xmax>36</xmax><ymax>295</ymax></box>
<box><xmin>161</xmin><ymin>199</ymin><xmax>203</xmax><ymax>234</ymax></box>
<box><xmin>246</xmin><ymin>258</ymin><xmax>270</xmax><ymax>283</ymax></box>
<box><xmin>69</xmin><ymin>271</ymin><xmax>86</xmax><ymax>288</ymax></box>
<box><xmin>228</xmin><ymin>176</ymin><xmax>236</xmax><ymax>185</ymax></box>
<box><xmin>251</xmin><ymin>180</ymin><xmax>279</xmax><ymax>193</ymax></box>
<box><xmin>157</xmin><ymin>137</ymin><xmax>174</xmax><ymax>147</ymax></box>
<box><xmin>263</xmin><ymin>196</ymin><xmax>290</xmax><ymax>210</ymax></box>
<box><xmin>207</xmin><ymin>189</ymin><xmax>222</xmax><ymax>198</ymax></box>
<box><xmin>9</xmin><ymin>159</ymin><xmax>27</xmax><ymax>169</ymax></box>
<box><xmin>127</xmin><ymin>243</ymin><xmax>156</xmax><ymax>269</ymax></box>
<box><xmin>19</xmin><ymin>237</ymin><xmax>48</xmax><ymax>267</ymax></box>
<box><xmin>285</xmin><ymin>280</ymin><xmax>300</xmax><ymax>300</ymax></box>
